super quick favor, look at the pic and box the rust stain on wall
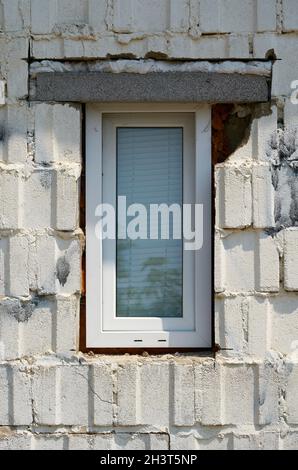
[212,104,252,164]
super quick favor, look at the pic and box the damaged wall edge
[30,70,271,103]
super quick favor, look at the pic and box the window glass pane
[116,127,183,318]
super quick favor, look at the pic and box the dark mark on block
[56,256,70,286]
[6,298,38,323]
[39,171,52,189]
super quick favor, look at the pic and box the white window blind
[116,128,183,318]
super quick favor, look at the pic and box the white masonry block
[93,434,115,450]
[60,365,89,426]
[256,0,277,32]
[0,299,21,360]
[0,365,10,424]
[92,364,114,426]
[55,169,80,231]
[0,0,30,32]
[247,297,270,358]
[11,365,32,425]
[0,170,20,229]
[220,297,246,356]
[30,0,57,34]
[0,105,28,163]
[0,433,32,450]
[35,103,81,164]
[113,0,170,34]
[32,366,60,425]
[282,433,298,450]
[228,34,250,58]
[284,230,298,291]
[55,0,89,24]
[23,170,53,229]
[33,365,90,427]
[20,299,53,357]
[196,361,223,425]
[258,362,280,425]
[55,296,79,354]
[169,0,189,32]
[148,434,169,450]
[0,364,32,426]
[87,0,108,33]
[286,364,298,424]
[7,59,28,100]
[173,363,195,426]
[223,231,256,292]
[214,231,225,293]
[199,435,231,450]
[252,165,275,228]
[68,434,112,450]
[34,435,65,451]
[8,235,29,297]
[139,363,170,426]
[199,0,256,33]
[0,81,5,105]
[271,295,298,355]
[170,434,198,450]
[221,167,252,228]
[283,0,298,32]
[0,297,53,361]
[214,297,224,346]
[233,432,279,450]
[215,167,224,228]
[0,239,7,296]
[117,363,139,425]
[256,232,280,292]
[223,365,255,425]
[31,234,81,296]
[167,34,228,59]
[92,434,114,450]
[33,234,56,294]
[67,434,94,450]
[112,0,136,33]
[114,434,148,450]
[0,36,28,61]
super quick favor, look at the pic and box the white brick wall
[0,0,298,451]
[283,0,298,32]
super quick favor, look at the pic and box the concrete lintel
[31,71,270,103]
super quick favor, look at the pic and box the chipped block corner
[0,0,298,451]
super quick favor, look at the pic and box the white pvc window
[86,104,211,349]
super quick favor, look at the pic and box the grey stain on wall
[39,171,52,189]
[56,256,70,286]
[5,298,37,323]
[267,128,298,232]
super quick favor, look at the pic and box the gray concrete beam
[31,71,270,103]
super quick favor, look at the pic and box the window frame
[86,104,212,349]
